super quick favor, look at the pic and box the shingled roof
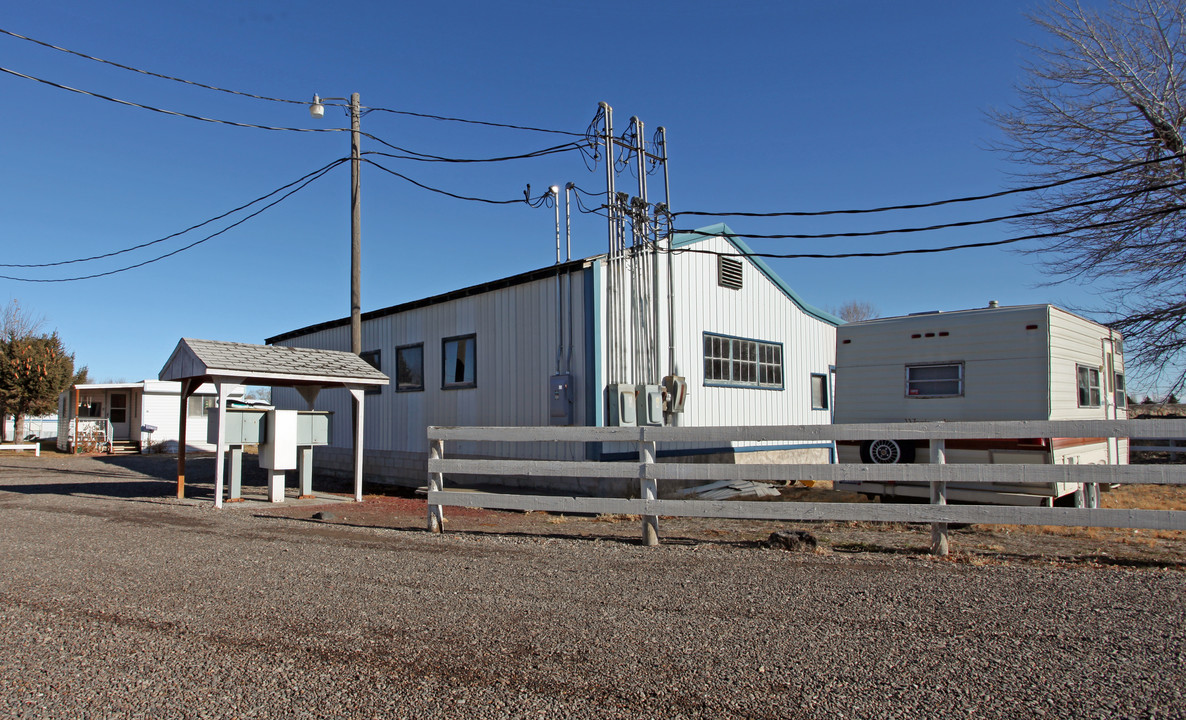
[159,338,389,387]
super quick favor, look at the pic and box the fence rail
[426,419,1186,555]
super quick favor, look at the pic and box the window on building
[396,344,424,392]
[1077,365,1101,407]
[906,363,963,397]
[442,334,476,389]
[810,374,829,410]
[109,393,127,424]
[80,400,103,418]
[703,333,783,389]
[1114,372,1127,409]
[187,396,215,416]
[359,350,382,395]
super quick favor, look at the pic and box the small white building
[56,380,243,453]
[832,303,1128,505]
[267,224,840,493]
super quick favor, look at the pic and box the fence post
[427,438,445,533]
[640,435,659,547]
[929,439,949,556]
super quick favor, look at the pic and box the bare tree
[829,301,880,323]
[993,0,1186,392]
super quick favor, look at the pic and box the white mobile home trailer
[267,224,839,494]
[833,304,1127,505]
[56,381,241,453]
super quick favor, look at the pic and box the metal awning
[159,338,389,508]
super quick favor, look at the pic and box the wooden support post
[929,439,948,556]
[176,379,192,500]
[427,438,445,533]
[349,387,365,502]
[640,438,659,547]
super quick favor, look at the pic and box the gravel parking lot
[1,452,1183,719]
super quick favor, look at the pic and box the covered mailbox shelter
[159,338,389,508]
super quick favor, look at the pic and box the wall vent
[718,256,743,289]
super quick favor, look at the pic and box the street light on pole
[310,93,363,356]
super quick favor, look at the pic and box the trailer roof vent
[718,256,743,290]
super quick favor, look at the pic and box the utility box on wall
[638,384,663,426]
[549,374,574,426]
[608,384,637,427]
[207,409,267,446]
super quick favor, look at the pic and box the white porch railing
[426,419,1186,556]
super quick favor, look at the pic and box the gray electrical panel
[549,374,574,426]
[608,384,637,427]
[638,384,663,426]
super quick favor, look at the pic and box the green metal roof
[672,223,842,326]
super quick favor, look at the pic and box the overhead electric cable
[667,205,1186,260]
[0,65,343,132]
[0,28,587,138]
[0,160,341,282]
[673,153,1186,218]
[366,107,583,137]
[0,26,304,104]
[361,139,587,163]
[672,181,1186,240]
[362,158,544,205]
[0,158,349,268]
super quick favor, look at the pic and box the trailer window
[1113,372,1126,409]
[1077,365,1101,407]
[703,333,783,389]
[906,363,963,397]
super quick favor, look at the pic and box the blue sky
[2,1,1128,387]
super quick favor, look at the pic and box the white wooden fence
[426,419,1186,555]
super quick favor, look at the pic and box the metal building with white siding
[266,224,839,492]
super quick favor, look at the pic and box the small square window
[396,344,424,392]
[811,374,829,410]
[442,334,476,389]
[187,396,215,417]
[360,350,382,395]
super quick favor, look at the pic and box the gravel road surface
[0,453,1183,719]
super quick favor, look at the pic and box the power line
[361,139,588,164]
[0,26,305,104]
[0,158,349,268]
[0,27,585,137]
[667,205,1186,260]
[0,65,345,132]
[671,181,1186,240]
[365,107,584,137]
[0,159,342,283]
[673,153,1186,218]
[362,157,546,205]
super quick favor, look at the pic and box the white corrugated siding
[274,268,589,464]
[664,235,836,442]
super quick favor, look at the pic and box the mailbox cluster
[209,408,332,502]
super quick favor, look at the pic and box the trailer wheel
[860,439,915,464]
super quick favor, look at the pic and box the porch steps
[108,441,140,455]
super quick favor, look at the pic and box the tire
[859,439,916,464]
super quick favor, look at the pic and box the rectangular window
[1114,373,1126,409]
[1077,365,1101,407]
[81,400,103,418]
[395,344,424,392]
[359,350,382,395]
[703,333,783,389]
[442,334,476,389]
[811,374,829,410]
[187,396,215,417]
[906,363,963,397]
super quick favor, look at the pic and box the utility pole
[349,92,362,356]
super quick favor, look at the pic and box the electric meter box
[207,408,267,445]
[549,374,574,426]
[663,375,688,414]
[608,384,637,427]
[638,384,663,426]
